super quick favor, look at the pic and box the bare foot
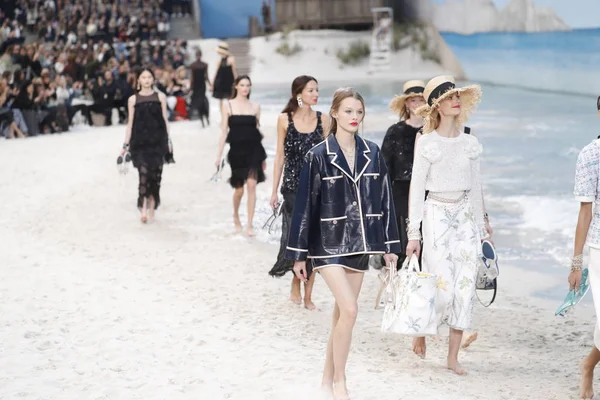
[447,359,467,375]
[304,299,317,311]
[333,380,350,400]
[580,359,595,399]
[233,214,242,233]
[245,228,256,237]
[461,332,478,349]
[412,337,426,359]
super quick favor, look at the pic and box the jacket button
[332,220,338,225]
[374,176,378,180]
[330,179,335,183]
[352,201,357,206]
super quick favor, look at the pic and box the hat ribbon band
[404,86,424,95]
[428,82,456,106]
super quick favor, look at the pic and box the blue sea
[249,28,600,301]
[440,28,600,96]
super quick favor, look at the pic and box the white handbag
[380,255,438,336]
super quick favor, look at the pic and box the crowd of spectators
[0,0,202,139]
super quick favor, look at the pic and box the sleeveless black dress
[226,103,267,188]
[129,92,173,209]
[212,57,234,100]
[269,112,323,278]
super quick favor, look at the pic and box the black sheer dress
[129,92,174,209]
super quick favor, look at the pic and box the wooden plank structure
[275,0,384,30]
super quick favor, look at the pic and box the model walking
[211,42,237,121]
[406,75,488,375]
[120,68,174,223]
[381,80,426,267]
[569,96,600,400]
[268,75,330,310]
[190,48,210,127]
[215,75,266,236]
[287,87,400,399]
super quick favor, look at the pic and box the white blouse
[408,131,486,239]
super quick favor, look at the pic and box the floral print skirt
[421,193,481,334]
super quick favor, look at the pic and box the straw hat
[388,80,425,115]
[416,75,482,133]
[216,41,230,56]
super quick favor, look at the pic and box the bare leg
[245,177,257,236]
[413,337,426,359]
[304,271,317,310]
[290,275,302,304]
[447,328,466,375]
[140,197,148,223]
[321,302,340,395]
[232,186,244,233]
[148,196,155,222]
[319,267,364,400]
[580,346,600,399]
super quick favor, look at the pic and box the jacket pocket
[365,214,385,246]
[363,173,380,179]
[320,215,347,247]
[321,175,345,204]
[362,173,382,200]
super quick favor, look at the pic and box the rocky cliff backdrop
[417,0,600,95]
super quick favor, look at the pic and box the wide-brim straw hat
[389,80,425,115]
[216,41,230,56]
[416,75,482,133]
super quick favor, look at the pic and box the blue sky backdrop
[429,0,599,28]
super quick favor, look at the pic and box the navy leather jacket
[285,134,402,261]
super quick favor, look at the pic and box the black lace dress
[381,121,422,265]
[269,112,323,277]
[212,57,234,100]
[226,105,267,188]
[129,92,174,209]
[190,60,209,125]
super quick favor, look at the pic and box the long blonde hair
[327,87,366,137]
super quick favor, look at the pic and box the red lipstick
[452,105,461,109]
[350,122,358,127]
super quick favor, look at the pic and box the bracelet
[570,254,583,272]
[484,212,489,221]
[406,226,421,241]
[122,143,129,149]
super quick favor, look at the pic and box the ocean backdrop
[247,80,599,301]
[440,28,600,96]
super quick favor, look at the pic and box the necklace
[339,142,356,172]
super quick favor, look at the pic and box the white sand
[0,113,594,400]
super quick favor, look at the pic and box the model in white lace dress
[406,76,490,375]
